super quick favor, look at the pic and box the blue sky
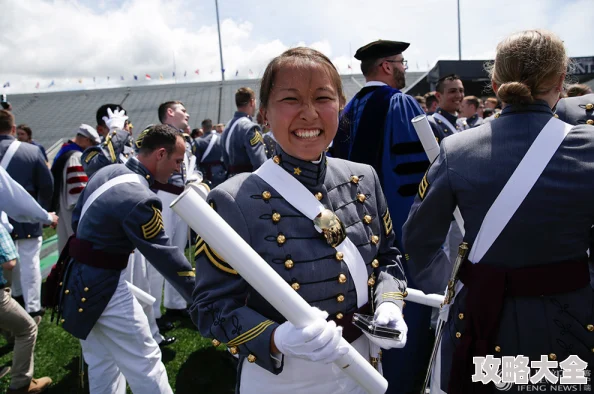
[0,0,591,93]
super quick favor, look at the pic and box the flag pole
[215,0,225,123]
[457,0,462,60]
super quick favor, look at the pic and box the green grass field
[0,229,237,393]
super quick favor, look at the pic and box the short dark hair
[360,58,378,76]
[16,124,32,139]
[483,108,494,118]
[138,124,182,155]
[463,95,480,110]
[1,102,11,111]
[436,74,461,93]
[96,104,126,128]
[201,118,213,131]
[414,96,426,106]
[158,101,184,124]
[235,87,255,108]
[0,110,15,133]
[424,91,438,109]
[566,84,592,97]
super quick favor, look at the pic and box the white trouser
[124,250,164,344]
[80,272,172,394]
[239,335,371,394]
[148,190,187,317]
[11,237,43,313]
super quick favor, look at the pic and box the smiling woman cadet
[404,30,594,393]
[191,47,409,393]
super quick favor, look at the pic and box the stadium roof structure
[4,72,426,154]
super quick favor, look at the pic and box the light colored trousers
[11,237,42,313]
[147,190,187,318]
[0,287,37,389]
[80,272,172,394]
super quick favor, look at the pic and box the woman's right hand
[271,308,349,363]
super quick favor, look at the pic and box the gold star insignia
[293,167,302,175]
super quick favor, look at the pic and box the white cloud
[0,0,590,94]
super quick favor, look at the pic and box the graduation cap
[354,40,410,61]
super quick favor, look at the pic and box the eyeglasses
[385,59,408,68]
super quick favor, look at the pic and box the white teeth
[294,129,321,139]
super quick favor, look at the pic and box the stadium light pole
[457,0,462,60]
[215,0,225,123]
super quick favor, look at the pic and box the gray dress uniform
[59,157,196,339]
[403,100,594,392]
[555,93,594,126]
[428,108,468,143]
[191,147,407,389]
[220,111,267,176]
[194,131,226,187]
[0,135,53,239]
[463,114,484,129]
[262,132,277,159]
[81,129,135,177]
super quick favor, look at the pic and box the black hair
[138,124,181,155]
[436,74,461,93]
[96,104,126,127]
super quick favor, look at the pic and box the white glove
[102,107,128,131]
[274,308,349,363]
[363,302,408,349]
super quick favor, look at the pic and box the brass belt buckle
[313,209,346,248]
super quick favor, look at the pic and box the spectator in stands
[0,165,57,394]
[220,87,266,177]
[566,83,592,97]
[51,124,99,251]
[428,74,466,141]
[215,123,225,134]
[424,91,439,114]
[459,95,484,128]
[415,95,428,112]
[16,125,48,164]
[0,110,53,319]
[191,128,203,139]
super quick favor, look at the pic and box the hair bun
[497,82,533,105]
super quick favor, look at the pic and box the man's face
[477,102,485,118]
[437,79,464,113]
[167,104,190,130]
[16,128,29,142]
[484,100,497,110]
[215,125,224,133]
[386,54,406,90]
[155,137,186,183]
[459,100,477,118]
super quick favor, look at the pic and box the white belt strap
[432,113,459,134]
[469,117,573,263]
[225,117,251,155]
[80,174,146,222]
[201,133,219,163]
[0,140,21,169]
[254,159,369,307]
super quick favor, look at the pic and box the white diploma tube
[411,114,465,235]
[171,188,388,394]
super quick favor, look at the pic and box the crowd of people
[0,28,593,394]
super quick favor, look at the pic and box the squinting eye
[281,97,298,101]
[317,96,333,101]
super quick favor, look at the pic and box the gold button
[591,348,594,353]
[64,290,70,294]
[84,287,89,292]
[262,191,272,201]
[229,346,239,355]
[586,103,594,110]
[212,339,221,347]
[59,282,63,286]
[146,174,150,179]
[368,277,376,286]
[371,259,379,268]
[455,332,462,339]
[277,234,286,245]
[553,114,559,118]
[350,175,359,184]
[403,290,408,298]
[371,235,379,244]
[549,353,557,361]
[336,294,345,303]
[291,282,300,291]
[338,274,347,284]
[315,192,323,201]
[458,313,464,320]
[273,155,281,164]
[78,308,83,313]
[587,324,594,332]
[27,234,31,238]
[81,298,86,303]
[336,313,344,320]
[284,259,294,269]
[272,212,281,223]
[495,346,501,353]
[357,193,366,203]
[587,119,594,125]
[60,319,65,323]
[363,215,372,224]
[247,354,257,363]
[335,252,344,261]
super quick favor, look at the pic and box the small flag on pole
[2,82,9,88]
[78,79,83,84]
[121,76,124,81]
[107,76,110,81]
[248,69,253,75]
[184,70,187,77]
[48,80,55,88]
[235,70,239,77]
[347,64,352,70]
[195,69,200,75]
[35,82,40,89]
[93,77,96,83]
[159,73,163,80]
[134,75,138,81]
[145,74,151,80]
[172,71,175,77]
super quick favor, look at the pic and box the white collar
[364,81,388,88]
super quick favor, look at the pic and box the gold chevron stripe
[177,271,196,277]
[141,206,163,239]
[194,236,237,275]
[418,174,429,200]
[250,131,263,146]
[227,320,275,346]
[84,150,99,163]
[382,209,393,236]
